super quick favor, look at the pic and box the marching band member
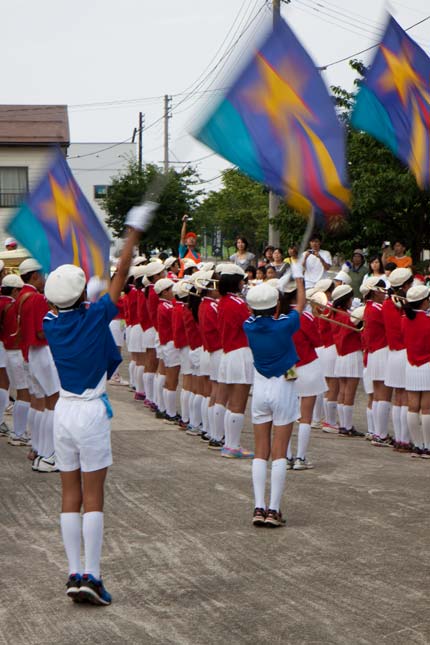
[155,278,181,423]
[359,283,375,440]
[127,267,147,400]
[172,280,193,429]
[164,256,180,282]
[141,262,166,411]
[182,285,204,436]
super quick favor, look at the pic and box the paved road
[0,366,429,645]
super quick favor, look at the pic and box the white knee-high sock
[366,407,375,434]
[391,405,401,443]
[180,389,191,423]
[223,409,232,447]
[157,374,166,412]
[286,439,293,460]
[269,458,287,512]
[407,411,422,448]
[44,410,55,457]
[337,403,345,428]
[343,405,354,431]
[61,513,82,575]
[252,458,267,509]
[135,365,145,395]
[422,415,430,450]
[27,406,35,441]
[13,400,30,438]
[164,389,177,417]
[38,410,48,458]
[296,423,311,459]
[129,360,136,388]
[201,396,210,435]
[208,405,215,438]
[372,400,380,435]
[32,409,44,453]
[226,412,244,450]
[0,388,9,423]
[377,401,391,439]
[143,372,155,403]
[83,511,104,579]
[400,406,410,444]
[313,394,324,422]
[190,394,203,428]
[213,403,226,441]
[326,401,338,426]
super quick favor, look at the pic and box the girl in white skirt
[128,268,148,400]
[315,278,339,432]
[172,281,193,430]
[108,294,128,386]
[402,285,430,458]
[155,278,181,423]
[182,288,205,436]
[331,285,364,436]
[141,262,166,412]
[362,277,392,447]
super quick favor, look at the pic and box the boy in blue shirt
[243,266,305,528]
[43,202,156,605]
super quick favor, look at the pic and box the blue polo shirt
[43,294,121,395]
[243,311,300,378]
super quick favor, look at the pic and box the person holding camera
[302,234,332,288]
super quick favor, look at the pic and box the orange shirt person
[178,214,201,277]
[383,240,412,269]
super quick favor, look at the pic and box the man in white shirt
[302,234,332,288]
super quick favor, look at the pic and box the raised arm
[180,214,188,245]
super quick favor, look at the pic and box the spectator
[284,244,298,265]
[256,265,266,281]
[362,255,389,287]
[383,240,412,269]
[302,233,332,288]
[245,265,256,282]
[349,249,368,297]
[270,248,287,277]
[178,214,201,265]
[259,245,275,266]
[266,266,278,280]
[229,236,255,271]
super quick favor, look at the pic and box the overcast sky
[3,0,430,190]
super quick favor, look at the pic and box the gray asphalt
[0,365,429,645]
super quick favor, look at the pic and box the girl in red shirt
[172,281,193,429]
[155,278,181,423]
[142,262,166,412]
[315,278,339,432]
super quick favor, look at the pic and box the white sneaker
[322,422,338,434]
[293,458,314,471]
[311,420,323,429]
[0,421,10,436]
[8,433,29,446]
[36,454,59,473]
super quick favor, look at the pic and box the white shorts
[143,327,157,350]
[189,347,202,376]
[6,350,29,390]
[28,346,60,398]
[155,332,162,360]
[209,349,222,381]
[218,347,254,385]
[405,361,430,392]
[362,367,373,395]
[128,324,146,353]
[179,346,192,375]
[199,349,211,377]
[125,325,131,347]
[367,346,389,382]
[317,344,338,378]
[161,340,180,368]
[384,348,406,389]
[252,369,299,425]
[0,341,6,369]
[109,319,125,348]
[54,397,112,472]
[295,359,327,397]
[334,350,363,378]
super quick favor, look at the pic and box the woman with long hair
[362,255,388,287]
[229,236,255,271]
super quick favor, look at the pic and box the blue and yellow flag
[7,150,110,279]
[351,15,430,188]
[193,17,350,216]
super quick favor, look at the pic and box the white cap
[332,284,353,302]
[132,255,147,266]
[364,276,385,291]
[341,263,350,273]
[190,269,214,288]
[309,291,327,307]
[183,258,198,271]
[44,264,86,308]
[172,280,191,298]
[282,280,298,294]
[350,305,365,323]
[133,265,148,279]
[334,270,352,285]
[360,282,370,297]
[389,267,413,288]
[0,260,4,272]
[164,256,178,270]
[199,261,215,271]
[217,263,245,277]
[4,237,17,248]
[154,278,174,295]
[246,284,279,310]
[19,258,42,275]
[406,285,430,303]
[315,278,333,292]
[306,287,318,299]
[2,274,24,289]
[142,262,165,278]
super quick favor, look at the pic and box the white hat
[199,261,215,271]
[266,278,280,288]
[190,269,214,288]
[2,274,24,289]
[315,278,333,292]
[44,264,86,308]
[309,291,327,307]
[389,268,413,288]
[332,284,353,302]
[246,284,279,310]
[183,258,198,271]
[350,305,365,323]
[172,280,191,298]
[4,237,17,248]
[142,262,165,278]
[334,270,352,285]
[364,276,385,291]
[154,278,174,295]
[133,265,148,279]
[19,258,42,276]
[406,285,430,303]
[282,280,298,294]
[360,282,370,297]
[132,255,147,266]
[306,287,318,299]
[149,257,163,264]
[217,263,245,277]
[164,256,178,270]
[0,260,4,272]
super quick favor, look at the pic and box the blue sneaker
[220,447,254,459]
[79,574,112,606]
[66,573,82,602]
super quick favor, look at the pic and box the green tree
[102,162,202,252]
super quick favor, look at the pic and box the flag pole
[268,0,282,248]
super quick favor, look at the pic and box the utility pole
[163,95,172,173]
[268,0,283,247]
[138,112,144,171]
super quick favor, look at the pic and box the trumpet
[193,276,219,290]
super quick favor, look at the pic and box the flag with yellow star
[6,150,110,279]
[193,17,350,217]
[351,15,430,189]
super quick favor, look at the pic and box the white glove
[87,276,108,302]
[125,201,158,232]
[291,262,304,279]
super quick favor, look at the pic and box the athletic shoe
[411,446,424,458]
[155,409,166,419]
[7,433,29,446]
[396,442,412,453]
[143,399,153,408]
[66,573,82,602]
[109,375,129,386]
[322,422,338,434]
[293,457,314,471]
[220,447,254,459]
[79,574,112,606]
[0,422,10,437]
[31,456,41,471]
[371,436,392,448]
[186,426,201,436]
[164,413,180,424]
[252,507,266,527]
[265,509,286,527]
[134,392,146,401]
[349,427,365,437]
[286,457,295,470]
[365,432,375,441]
[338,427,350,436]
[200,432,210,442]
[420,449,430,459]
[36,455,59,473]
[177,419,188,430]
[311,420,323,430]
[208,439,223,450]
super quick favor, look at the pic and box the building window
[0,167,28,207]
[94,185,108,199]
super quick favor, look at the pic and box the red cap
[186,232,197,240]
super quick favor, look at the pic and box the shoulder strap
[10,292,36,339]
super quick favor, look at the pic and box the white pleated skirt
[218,347,254,385]
[367,346,388,382]
[199,349,211,377]
[334,350,363,378]
[295,358,327,397]
[317,344,338,378]
[362,367,373,395]
[384,348,406,389]
[209,349,222,382]
[405,361,430,391]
